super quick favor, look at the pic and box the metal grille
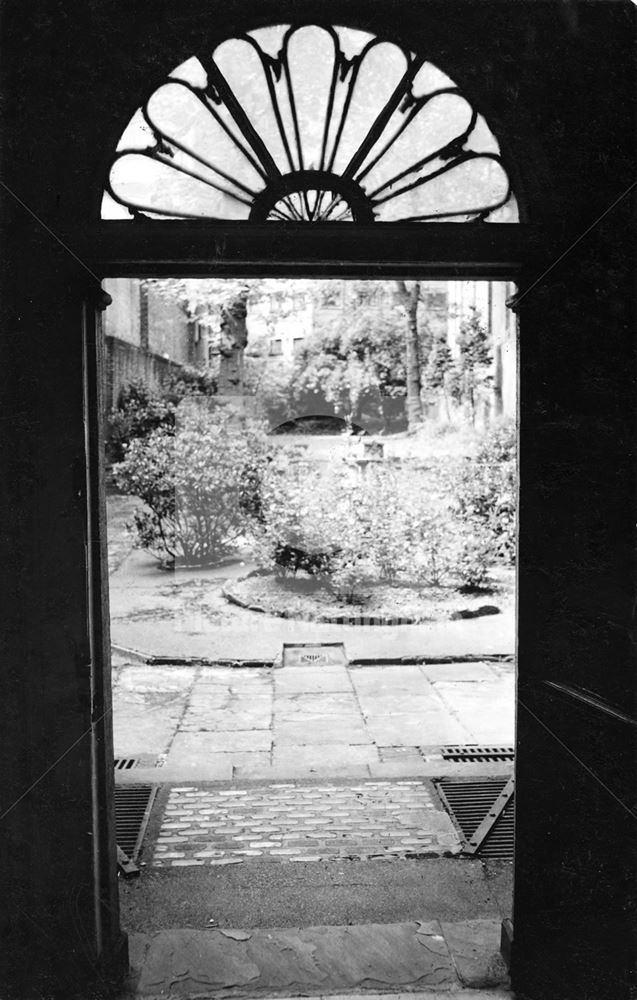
[114,784,157,861]
[436,777,515,859]
[282,643,347,667]
[441,745,515,763]
[114,753,161,770]
[114,757,139,770]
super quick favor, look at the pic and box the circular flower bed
[224,570,514,625]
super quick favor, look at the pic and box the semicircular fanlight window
[102,24,518,223]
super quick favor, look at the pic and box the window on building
[292,337,305,355]
[423,290,448,312]
[319,285,343,309]
[270,338,283,356]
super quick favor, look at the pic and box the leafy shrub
[254,452,497,593]
[108,379,175,462]
[162,365,217,403]
[253,456,355,577]
[108,368,217,462]
[114,404,269,567]
[453,420,517,565]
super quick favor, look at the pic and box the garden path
[108,495,515,783]
[112,657,514,782]
[108,547,514,665]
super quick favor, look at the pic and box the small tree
[424,331,455,421]
[394,280,424,430]
[455,307,492,425]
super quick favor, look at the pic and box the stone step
[127,920,510,997]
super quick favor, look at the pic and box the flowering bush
[254,451,498,594]
[114,404,269,566]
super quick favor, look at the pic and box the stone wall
[102,278,208,430]
[103,335,182,418]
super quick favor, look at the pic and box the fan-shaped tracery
[102,24,518,223]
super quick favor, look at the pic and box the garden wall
[103,335,182,428]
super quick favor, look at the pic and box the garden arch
[1,3,635,999]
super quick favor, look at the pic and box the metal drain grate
[114,784,157,861]
[435,777,514,859]
[114,757,139,770]
[441,745,515,763]
[282,643,347,667]
[114,753,161,770]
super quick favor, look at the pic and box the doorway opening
[102,274,517,995]
[94,14,523,996]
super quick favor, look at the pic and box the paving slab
[274,717,372,746]
[181,701,273,732]
[364,713,471,747]
[271,744,380,773]
[275,692,360,716]
[433,681,515,744]
[275,665,352,694]
[168,730,272,759]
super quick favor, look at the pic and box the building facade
[102,278,211,420]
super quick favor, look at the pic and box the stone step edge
[111,643,514,668]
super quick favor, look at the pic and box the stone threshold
[124,920,510,998]
[115,763,514,785]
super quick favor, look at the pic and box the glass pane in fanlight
[284,26,337,171]
[109,154,251,219]
[147,83,264,193]
[103,22,518,223]
[359,92,474,194]
[411,61,457,96]
[101,190,131,219]
[465,112,501,156]
[334,25,375,61]
[247,24,288,59]
[214,37,291,173]
[487,194,519,222]
[116,108,155,152]
[169,56,209,89]
[375,156,509,221]
[268,191,306,222]
[331,42,409,174]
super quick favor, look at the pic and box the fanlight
[103,24,518,223]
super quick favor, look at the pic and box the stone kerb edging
[223,577,501,627]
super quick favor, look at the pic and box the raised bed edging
[222,579,501,627]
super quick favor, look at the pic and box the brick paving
[150,780,461,867]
